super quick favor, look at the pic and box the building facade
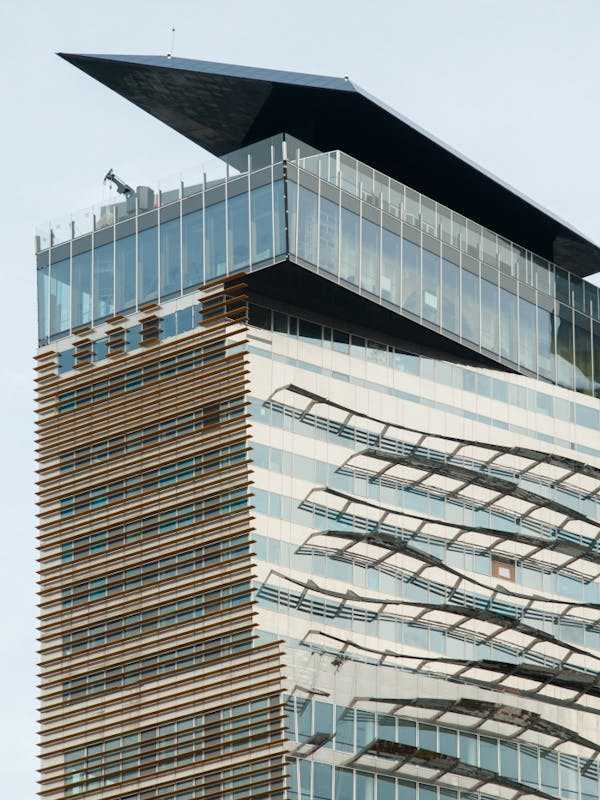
[36,55,600,800]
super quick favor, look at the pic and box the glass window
[442,257,459,335]
[439,728,457,757]
[461,269,479,344]
[519,296,537,372]
[422,249,440,326]
[298,186,318,264]
[480,737,498,771]
[500,742,518,780]
[382,229,402,305]
[93,242,114,321]
[251,184,273,263]
[356,710,375,748]
[378,776,395,800]
[319,195,339,275]
[314,763,332,800]
[361,217,380,295]
[336,706,354,752]
[399,779,417,800]
[402,238,420,316]
[274,179,286,256]
[182,210,203,290]
[357,772,375,800]
[315,701,333,737]
[537,305,555,381]
[160,217,181,299]
[115,235,135,313]
[556,303,574,390]
[500,287,518,363]
[593,321,600,399]
[398,720,416,746]
[205,200,226,280]
[138,225,158,304]
[541,754,558,795]
[574,312,593,394]
[71,251,92,330]
[560,757,579,800]
[228,190,249,271]
[37,264,49,341]
[520,745,539,787]
[481,278,499,353]
[335,769,353,800]
[459,733,477,765]
[340,207,359,285]
[50,257,70,337]
[297,698,312,742]
[418,724,437,750]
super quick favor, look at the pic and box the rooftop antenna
[104,169,134,197]
[167,26,175,59]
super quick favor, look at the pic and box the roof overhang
[58,52,600,277]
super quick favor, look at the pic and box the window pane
[335,706,354,752]
[442,257,459,335]
[37,264,49,341]
[422,248,440,325]
[138,226,158,304]
[480,737,498,771]
[459,732,477,765]
[71,252,92,329]
[182,210,203,290]
[340,207,359,285]
[382,229,402,305]
[205,200,226,280]
[500,287,518,362]
[361,217,380,295]
[93,242,114,321]
[357,772,375,800]
[481,278,499,353]
[115,235,135,313]
[574,312,593,394]
[378,776,395,800]
[319,195,339,275]
[251,183,273,263]
[537,305,555,380]
[439,728,457,757]
[160,217,181,299]
[461,269,479,344]
[298,186,318,264]
[314,763,332,800]
[228,190,249,270]
[521,745,539,786]
[274,179,286,256]
[356,710,375,748]
[556,303,574,389]
[50,258,70,337]
[335,769,353,800]
[402,238,420,315]
[519,296,537,372]
[315,701,333,737]
[500,742,518,779]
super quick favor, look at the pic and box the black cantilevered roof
[58,52,599,277]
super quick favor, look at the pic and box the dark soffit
[57,52,600,278]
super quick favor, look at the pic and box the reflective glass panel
[205,200,226,280]
[481,278,499,353]
[298,186,318,264]
[402,238,420,315]
[500,287,518,362]
[340,207,359,285]
[557,304,574,389]
[182,210,203,290]
[519,296,537,372]
[251,183,273,263]
[50,257,70,337]
[93,242,114,321]
[37,265,49,341]
[537,304,555,380]
[160,217,181,299]
[314,763,332,800]
[228,190,249,270]
[422,248,440,325]
[574,312,593,394]
[442,257,459,335]
[115,235,135,313]
[71,251,92,329]
[461,269,479,344]
[382,229,402,305]
[319,195,339,275]
[138,225,158,304]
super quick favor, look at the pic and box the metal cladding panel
[58,52,600,276]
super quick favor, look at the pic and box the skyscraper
[36,54,600,800]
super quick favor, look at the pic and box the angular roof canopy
[58,52,599,277]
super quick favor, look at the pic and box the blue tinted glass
[50,258,70,337]
[519,296,537,372]
[160,217,181,299]
[274,179,286,256]
[481,278,499,352]
[176,306,193,334]
[71,251,92,329]
[361,217,380,295]
[500,287,518,362]
[138,226,158,304]
[557,304,574,389]
[537,305,555,380]
[500,742,518,779]
[93,242,114,321]
[340,207,359,285]
[37,264,49,342]
[459,733,477,765]
[442,258,459,334]
[335,769,353,800]
[205,200,226,280]
[336,706,354,752]
[378,776,395,800]
[574,312,593,395]
[422,248,440,325]
[228,190,249,270]
[382,229,402,305]
[480,737,498,770]
[319,195,339,274]
[461,270,479,344]
[115,235,135,313]
[357,772,375,800]
[314,763,332,800]
[298,186,318,264]
[252,183,274,263]
[182,210,203,290]
[402,238,420,315]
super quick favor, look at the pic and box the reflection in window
[205,200,226,280]
[115,235,135,313]
[274,180,286,256]
[382,229,401,305]
[314,763,332,800]
[251,184,273,263]
[402,238,420,316]
[71,252,92,329]
[481,278,498,353]
[594,322,600,399]
[361,218,380,295]
[422,249,440,326]
[500,287,518,363]
[228,191,249,271]
[537,305,555,381]
[50,258,70,337]
[574,313,593,394]
[340,207,359,285]
[556,304,574,389]
[319,196,339,275]
[37,265,49,341]
[138,226,158,304]
[182,210,203,290]
[461,270,479,344]
[519,297,537,373]
[441,258,459,335]
[298,186,318,265]
[93,242,114,321]
[160,217,181,299]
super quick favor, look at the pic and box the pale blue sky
[1,1,600,796]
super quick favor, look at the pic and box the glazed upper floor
[36,134,600,399]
